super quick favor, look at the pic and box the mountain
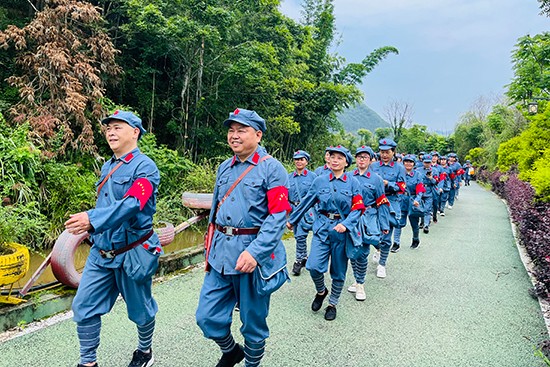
[337,103,390,134]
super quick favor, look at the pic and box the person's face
[440,158,447,166]
[329,152,347,172]
[449,157,456,164]
[423,161,431,169]
[227,122,262,159]
[324,151,331,164]
[403,160,415,171]
[355,153,371,170]
[105,120,140,157]
[379,149,394,163]
[294,157,308,171]
[431,155,438,164]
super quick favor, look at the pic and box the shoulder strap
[97,161,124,195]
[216,155,271,214]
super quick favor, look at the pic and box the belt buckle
[100,250,115,259]
[328,213,336,220]
[225,226,235,236]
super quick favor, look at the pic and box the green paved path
[0,183,548,366]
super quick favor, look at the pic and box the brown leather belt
[100,229,154,259]
[320,212,341,219]
[216,225,260,236]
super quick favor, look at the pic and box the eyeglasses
[356,155,371,160]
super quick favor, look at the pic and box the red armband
[450,173,456,179]
[457,168,465,175]
[351,194,366,213]
[440,172,447,181]
[415,183,426,195]
[124,178,153,210]
[397,181,406,194]
[267,185,292,214]
[376,194,390,207]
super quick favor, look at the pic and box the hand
[235,250,258,273]
[286,222,294,231]
[64,212,92,235]
[333,223,347,233]
[382,230,389,234]
[383,179,388,186]
[413,200,420,207]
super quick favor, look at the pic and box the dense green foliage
[497,104,550,200]
[452,28,550,201]
[0,0,396,162]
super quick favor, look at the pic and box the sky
[279,0,549,133]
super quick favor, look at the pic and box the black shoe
[311,289,328,312]
[423,227,429,234]
[411,239,420,249]
[433,218,438,223]
[292,260,302,275]
[77,364,98,367]
[390,243,400,253]
[324,305,337,321]
[128,349,153,367]
[420,221,424,227]
[215,344,245,367]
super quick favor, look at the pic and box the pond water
[1,228,205,293]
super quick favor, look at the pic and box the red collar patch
[121,152,134,163]
[251,152,260,165]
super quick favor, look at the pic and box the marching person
[447,153,464,206]
[437,155,451,216]
[463,160,473,185]
[288,150,317,275]
[314,147,332,176]
[370,138,406,278]
[402,154,426,248]
[66,110,161,367]
[418,154,437,234]
[195,108,291,367]
[429,152,442,224]
[347,146,390,301]
[288,145,365,320]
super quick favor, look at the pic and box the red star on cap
[114,110,119,115]
[383,140,387,144]
[234,108,240,115]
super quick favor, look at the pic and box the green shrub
[0,202,48,251]
[40,163,97,243]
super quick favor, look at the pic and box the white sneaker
[440,212,445,217]
[347,283,357,293]
[448,205,453,209]
[355,283,366,301]
[372,249,380,264]
[376,265,386,278]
